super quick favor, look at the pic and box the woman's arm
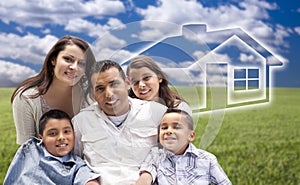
[12,93,40,144]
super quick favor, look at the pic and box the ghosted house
[121,24,283,112]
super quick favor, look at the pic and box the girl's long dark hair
[126,55,187,108]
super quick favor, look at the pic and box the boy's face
[91,67,130,116]
[40,118,75,157]
[159,112,195,155]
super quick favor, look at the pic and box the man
[72,60,167,185]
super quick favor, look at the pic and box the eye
[111,80,120,87]
[63,56,74,63]
[160,125,168,130]
[174,125,182,129]
[64,129,73,134]
[131,79,138,86]
[95,86,104,92]
[47,130,57,137]
[143,75,152,81]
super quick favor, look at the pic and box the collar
[37,140,76,164]
[163,143,198,159]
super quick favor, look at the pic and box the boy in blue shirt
[133,108,232,185]
[4,109,100,185]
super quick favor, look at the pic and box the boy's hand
[131,171,152,185]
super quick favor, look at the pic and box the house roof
[182,24,283,66]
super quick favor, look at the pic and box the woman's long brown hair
[11,36,96,104]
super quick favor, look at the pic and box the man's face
[91,67,130,116]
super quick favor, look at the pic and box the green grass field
[1,87,299,184]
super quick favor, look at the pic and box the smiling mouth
[106,99,118,106]
[139,89,151,95]
[56,143,68,147]
[65,72,78,79]
[164,137,176,141]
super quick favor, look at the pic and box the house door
[205,63,228,110]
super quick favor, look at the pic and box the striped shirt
[139,143,232,185]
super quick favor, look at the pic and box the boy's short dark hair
[164,108,194,130]
[39,109,72,135]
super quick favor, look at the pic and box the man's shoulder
[130,97,167,110]
[75,102,99,116]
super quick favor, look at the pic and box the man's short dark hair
[91,60,126,80]
[39,109,72,135]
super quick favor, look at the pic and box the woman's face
[128,67,162,101]
[52,44,86,86]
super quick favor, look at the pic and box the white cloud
[135,0,290,55]
[136,0,205,24]
[239,53,255,63]
[164,68,201,85]
[42,28,51,34]
[138,21,182,41]
[0,60,36,87]
[0,33,58,64]
[91,32,129,61]
[294,27,300,36]
[0,0,125,27]
[65,18,126,38]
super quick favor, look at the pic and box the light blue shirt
[4,137,100,185]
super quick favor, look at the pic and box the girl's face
[52,44,86,86]
[128,67,162,101]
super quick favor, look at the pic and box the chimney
[182,24,207,36]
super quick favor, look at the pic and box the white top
[12,88,46,144]
[12,86,89,145]
[72,97,167,185]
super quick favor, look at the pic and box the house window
[234,68,259,91]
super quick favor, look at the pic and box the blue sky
[0,0,299,87]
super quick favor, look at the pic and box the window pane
[248,80,259,89]
[248,69,259,78]
[234,69,246,79]
[234,80,246,90]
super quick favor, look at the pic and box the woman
[11,35,96,144]
[126,55,191,115]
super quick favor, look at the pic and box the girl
[126,55,191,115]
